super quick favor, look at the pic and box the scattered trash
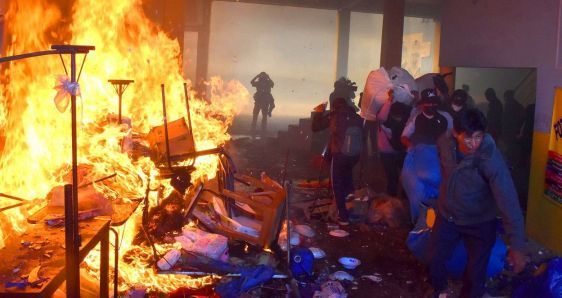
[175,225,229,262]
[339,257,361,270]
[362,274,382,283]
[295,224,315,238]
[256,252,278,267]
[290,233,301,246]
[290,247,314,279]
[326,223,340,231]
[313,280,347,298]
[125,284,147,298]
[309,247,326,259]
[513,257,562,298]
[27,266,41,284]
[367,194,409,228]
[329,229,349,237]
[157,249,181,270]
[215,265,275,298]
[330,271,355,281]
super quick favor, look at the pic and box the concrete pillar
[195,0,211,84]
[380,0,405,69]
[335,9,350,79]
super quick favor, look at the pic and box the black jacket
[312,105,363,155]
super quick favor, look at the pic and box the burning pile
[0,0,249,293]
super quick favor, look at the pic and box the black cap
[451,89,468,105]
[419,88,440,105]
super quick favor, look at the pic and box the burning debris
[0,0,253,295]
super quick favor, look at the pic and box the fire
[0,0,249,293]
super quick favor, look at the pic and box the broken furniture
[147,117,195,166]
[0,45,95,297]
[0,217,110,297]
[197,173,287,249]
[108,79,134,124]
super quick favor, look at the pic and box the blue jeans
[428,215,497,298]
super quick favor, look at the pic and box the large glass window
[348,12,383,94]
[208,1,336,121]
[402,17,440,78]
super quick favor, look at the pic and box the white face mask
[452,103,463,112]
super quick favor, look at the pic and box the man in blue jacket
[427,108,526,298]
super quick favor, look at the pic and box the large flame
[0,0,249,292]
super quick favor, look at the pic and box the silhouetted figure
[485,88,503,143]
[250,72,275,132]
[444,89,469,121]
[461,84,476,108]
[502,90,525,164]
[518,103,535,167]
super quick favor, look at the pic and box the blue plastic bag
[402,144,441,222]
[513,258,562,298]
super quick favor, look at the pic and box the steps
[276,113,328,153]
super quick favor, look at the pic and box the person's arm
[250,74,261,86]
[482,153,527,272]
[401,113,417,148]
[311,103,330,132]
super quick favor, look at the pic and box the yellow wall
[526,131,562,254]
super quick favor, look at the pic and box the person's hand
[313,102,327,113]
[507,249,527,273]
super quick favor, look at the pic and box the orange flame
[0,0,249,292]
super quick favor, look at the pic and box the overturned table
[0,217,110,297]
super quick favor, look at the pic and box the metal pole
[118,84,123,124]
[160,84,172,169]
[65,50,80,297]
[0,50,58,63]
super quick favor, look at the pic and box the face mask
[452,103,463,112]
[423,105,437,116]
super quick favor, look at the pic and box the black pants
[363,120,377,156]
[251,103,268,131]
[380,151,406,196]
[331,153,359,220]
[428,215,496,298]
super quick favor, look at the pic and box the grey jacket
[437,133,525,251]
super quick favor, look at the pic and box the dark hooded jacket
[437,133,525,250]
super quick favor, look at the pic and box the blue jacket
[437,133,525,251]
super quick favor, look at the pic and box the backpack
[341,124,363,156]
